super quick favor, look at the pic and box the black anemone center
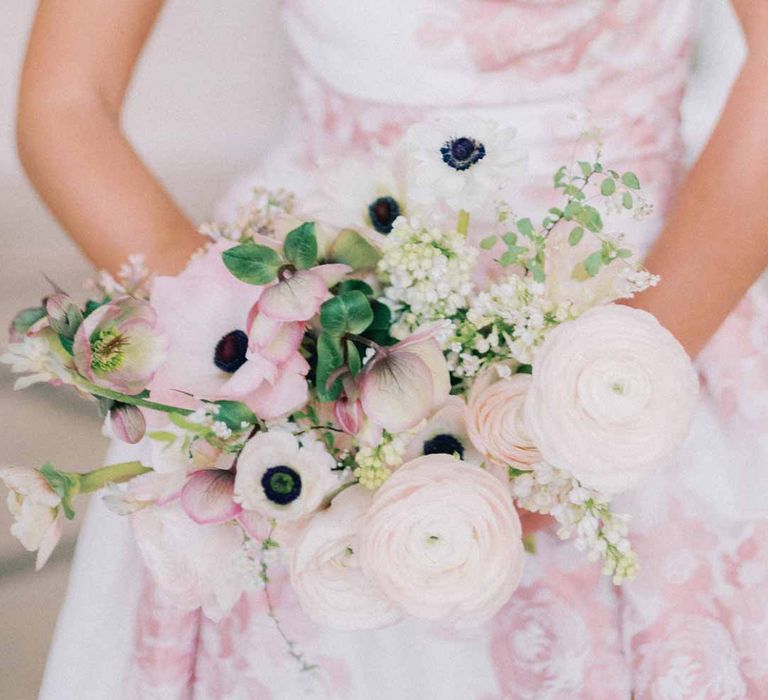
[423,433,465,459]
[214,330,249,373]
[368,196,401,234]
[261,465,302,505]
[440,137,486,171]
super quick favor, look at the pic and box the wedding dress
[40,2,768,698]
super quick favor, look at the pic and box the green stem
[75,379,193,416]
[76,460,152,494]
[456,209,470,237]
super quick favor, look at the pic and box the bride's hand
[17,0,205,276]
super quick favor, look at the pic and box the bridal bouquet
[1,118,698,637]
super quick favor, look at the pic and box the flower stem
[76,460,152,494]
[456,209,470,237]
[75,379,193,416]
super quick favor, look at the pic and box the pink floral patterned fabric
[123,1,768,698]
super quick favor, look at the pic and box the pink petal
[402,339,451,410]
[334,396,363,435]
[248,313,305,364]
[220,354,274,398]
[245,355,309,420]
[310,263,352,287]
[360,351,434,432]
[259,272,329,322]
[237,510,270,540]
[35,517,63,571]
[181,470,241,525]
[110,404,147,444]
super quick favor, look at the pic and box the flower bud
[45,293,83,338]
[109,403,146,444]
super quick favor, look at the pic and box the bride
[17,1,768,698]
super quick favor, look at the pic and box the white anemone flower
[404,117,527,213]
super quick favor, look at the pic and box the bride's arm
[627,0,768,357]
[16,0,204,275]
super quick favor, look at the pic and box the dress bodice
[282,0,694,189]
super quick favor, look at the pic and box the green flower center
[90,326,127,373]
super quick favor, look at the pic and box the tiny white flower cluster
[454,275,573,370]
[510,463,637,584]
[85,254,153,300]
[353,432,407,489]
[186,405,234,441]
[377,217,477,338]
[615,265,660,300]
[200,188,296,242]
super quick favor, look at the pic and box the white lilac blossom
[199,188,297,243]
[509,463,638,584]
[377,217,477,337]
[0,329,74,390]
[405,117,527,213]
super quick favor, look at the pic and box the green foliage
[346,340,362,376]
[12,307,45,336]
[320,291,373,336]
[621,172,641,189]
[208,400,258,431]
[315,332,344,401]
[479,235,498,250]
[222,243,282,285]
[328,229,381,270]
[336,279,374,297]
[568,226,585,246]
[600,178,616,196]
[39,463,79,520]
[283,222,318,270]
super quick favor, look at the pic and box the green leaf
[59,335,74,355]
[479,235,498,250]
[11,307,45,336]
[578,161,592,178]
[508,466,532,479]
[222,243,282,285]
[515,364,533,375]
[39,463,78,520]
[502,232,518,246]
[516,218,535,237]
[337,279,374,297]
[315,332,344,401]
[283,222,318,270]
[600,178,616,196]
[147,430,178,443]
[616,248,633,259]
[621,172,641,189]
[328,229,381,270]
[568,226,585,246]
[548,207,563,217]
[576,205,603,233]
[209,400,258,431]
[584,251,603,277]
[83,298,110,318]
[320,291,373,336]
[528,262,545,283]
[367,301,392,331]
[346,340,362,376]
[622,192,634,209]
[563,201,582,220]
[593,162,603,173]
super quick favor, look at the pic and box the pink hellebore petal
[73,297,166,394]
[246,307,305,364]
[334,395,364,435]
[258,263,352,323]
[359,328,451,433]
[181,470,241,525]
[109,404,147,444]
[245,354,310,420]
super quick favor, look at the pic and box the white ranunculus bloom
[233,430,340,521]
[524,304,699,495]
[404,117,527,213]
[290,485,403,630]
[0,466,63,570]
[357,454,525,627]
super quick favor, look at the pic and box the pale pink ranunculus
[290,485,403,630]
[466,368,541,469]
[148,243,309,420]
[359,325,451,433]
[0,466,63,570]
[233,430,341,522]
[72,297,167,394]
[524,304,699,495]
[132,500,244,621]
[357,454,525,627]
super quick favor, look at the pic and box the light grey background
[0,1,745,698]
